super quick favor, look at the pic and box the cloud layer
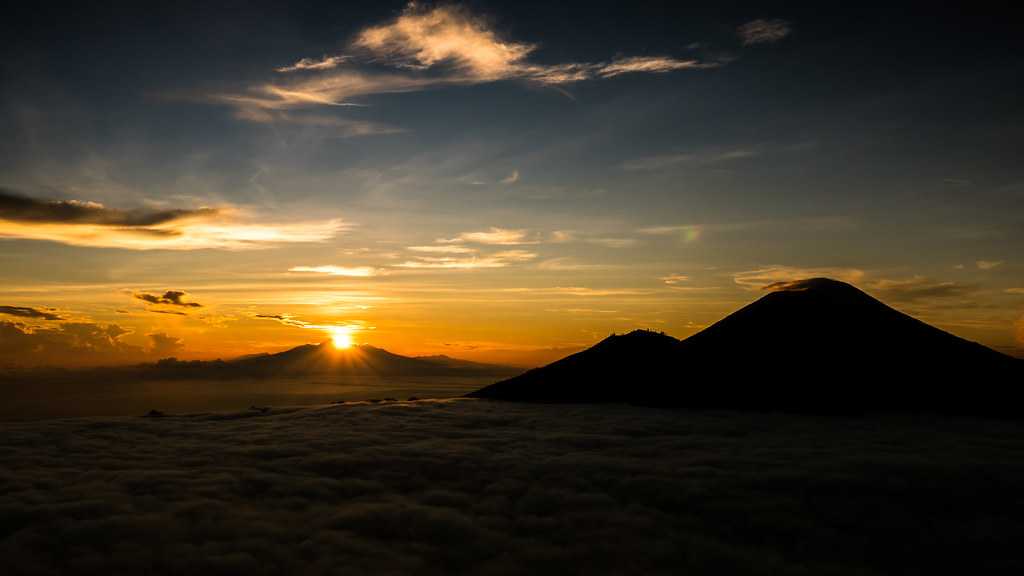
[1,401,1021,574]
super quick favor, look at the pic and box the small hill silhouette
[469,278,1022,415]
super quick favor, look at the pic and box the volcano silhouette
[469,278,1022,415]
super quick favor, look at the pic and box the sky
[1,0,1022,366]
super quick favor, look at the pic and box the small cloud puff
[134,291,203,308]
[737,19,792,46]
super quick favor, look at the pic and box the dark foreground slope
[470,278,1022,414]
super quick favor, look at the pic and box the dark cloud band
[0,305,62,321]
[134,291,202,308]
[0,189,217,227]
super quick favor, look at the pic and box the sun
[329,327,354,349]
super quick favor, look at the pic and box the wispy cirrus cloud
[227,109,403,137]
[396,249,536,270]
[439,227,537,245]
[733,266,866,289]
[289,265,379,277]
[737,19,792,46]
[406,245,477,254]
[275,55,350,73]
[622,148,759,171]
[638,225,703,243]
[586,237,638,249]
[0,189,346,250]
[148,309,188,316]
[597,56,717,77]
[253,313,367,340]
[218,4,721,123]
[660,274,690,285]
[501,286,652,297]
[537,257,616,271]
[976,260,1003,270]
[867,277,977,302]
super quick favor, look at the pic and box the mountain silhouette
[469,278,1022,415]
[110,342,519,381]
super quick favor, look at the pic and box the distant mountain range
[138,343,521,380]
[469,278,1022,415]
[2,343,520,383]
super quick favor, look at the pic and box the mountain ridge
[0,342,520,383]
[469,278,1022,415]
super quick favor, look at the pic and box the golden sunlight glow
[329,326,355,349]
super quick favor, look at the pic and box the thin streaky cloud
[660,274,690,285]
[733,266,865,289]
[0,305,63,321]
[501,170,520,184]
[407,245,477,254]
[977,260,1003,270]
[289,265,379,277]
[537,257,616,271]
[622,148,759,171]
[275,55,350,73]
[586,238,638,249]
[229,109,402,137]
[501,287,652,297]
[396,249,536,270]
[867,276,977,302]
[597,56,718,78]
[638,225,702,243]
[439,227,536,245]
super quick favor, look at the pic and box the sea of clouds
[2,400,1023,575]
